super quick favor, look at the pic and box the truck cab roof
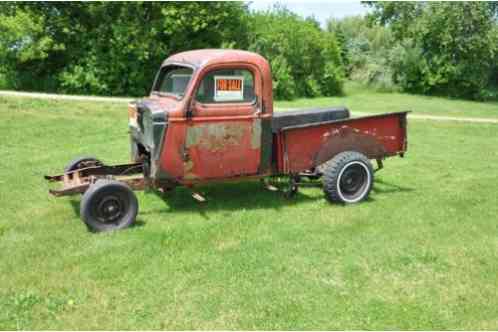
[162,49,270,70]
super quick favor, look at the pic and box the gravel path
[2,90,498,124]
[0,90,134,103]
[352,112,498,124]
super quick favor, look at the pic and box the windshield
[153,65,193,98]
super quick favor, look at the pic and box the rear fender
[314,126,386,167]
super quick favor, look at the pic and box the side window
[196,69,255,103]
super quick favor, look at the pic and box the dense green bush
[387,39,428,94]
[328,3,498,100]
[267,55,297,100]
[0,2,344,100]
[2,2,496,101]
[327,16,397,92]
[368,2,498,100]
[0,2,250,96]
[248,6,344,99]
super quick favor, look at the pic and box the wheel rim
[337,161,370,203]
[96,195,124,224]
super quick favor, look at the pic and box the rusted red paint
[152,50,272,183]
[152,50,408,184]
[183,119,260,179]
[279,112,408,173]
[47,49,409,197]
[164,49,273,115]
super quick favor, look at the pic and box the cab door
[183,66,262,180]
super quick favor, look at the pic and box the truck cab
[128,49,352,186]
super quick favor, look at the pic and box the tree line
[331,2,498,101]
[0,2,497,101]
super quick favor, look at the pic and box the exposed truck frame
[45,49,409,232]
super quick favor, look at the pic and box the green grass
[276,82,498,119]
[1,92,498,330]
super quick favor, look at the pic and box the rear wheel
[80,180,138,232]
[322,151,373,204]
[65,156,103,172]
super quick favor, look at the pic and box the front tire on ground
[322,151,374,204]
[80,180,138,232]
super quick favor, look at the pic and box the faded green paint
[251,119,261,149]
[185,126,204,148]
[185,122,248,151]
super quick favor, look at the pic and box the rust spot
[314,126,387,166]
[183,160,199,180]
[186,123,246,151]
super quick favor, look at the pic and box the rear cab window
[196,69,255,103]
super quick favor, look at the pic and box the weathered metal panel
[279,112,409,173]
[144,50,407,183]
[158,121,188,179]
[258,116,273,174]
[153,50,271,184]
[183,118,261,180]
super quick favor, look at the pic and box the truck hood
[136,97,178,122]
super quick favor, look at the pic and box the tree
[0,2,249,95]
[248,5,344,99]
[0,2,347,100]
[327,15,395,90]
[367,2,498,99]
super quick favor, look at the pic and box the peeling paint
[183,120,262,179]
[183,160,199,180]
[251,119,261,149]
[314,126,387,166]
[186,123,246,151]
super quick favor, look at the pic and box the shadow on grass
[143,180,321,219]
[130,219,147,228]
[372,178,415,195]
[69,199,80,218]
[151,177,413,216]
[67,177,413,222]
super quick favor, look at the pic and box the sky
[248,1,370,27]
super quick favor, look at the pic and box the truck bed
[273,111,409,174]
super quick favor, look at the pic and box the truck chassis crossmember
[45,163,146,197]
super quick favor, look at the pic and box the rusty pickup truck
[46,49,408,232]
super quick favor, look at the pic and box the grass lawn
[1,92,498,329]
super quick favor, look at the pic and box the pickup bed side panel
[277,112,408,174]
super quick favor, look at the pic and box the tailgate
[276,111,409,173]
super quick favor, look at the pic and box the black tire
[80,180,138,232]
[65,156,103,172]
[284,178,299,199]
[322,151,374,204]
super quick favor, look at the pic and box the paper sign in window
[214,76,244,102]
